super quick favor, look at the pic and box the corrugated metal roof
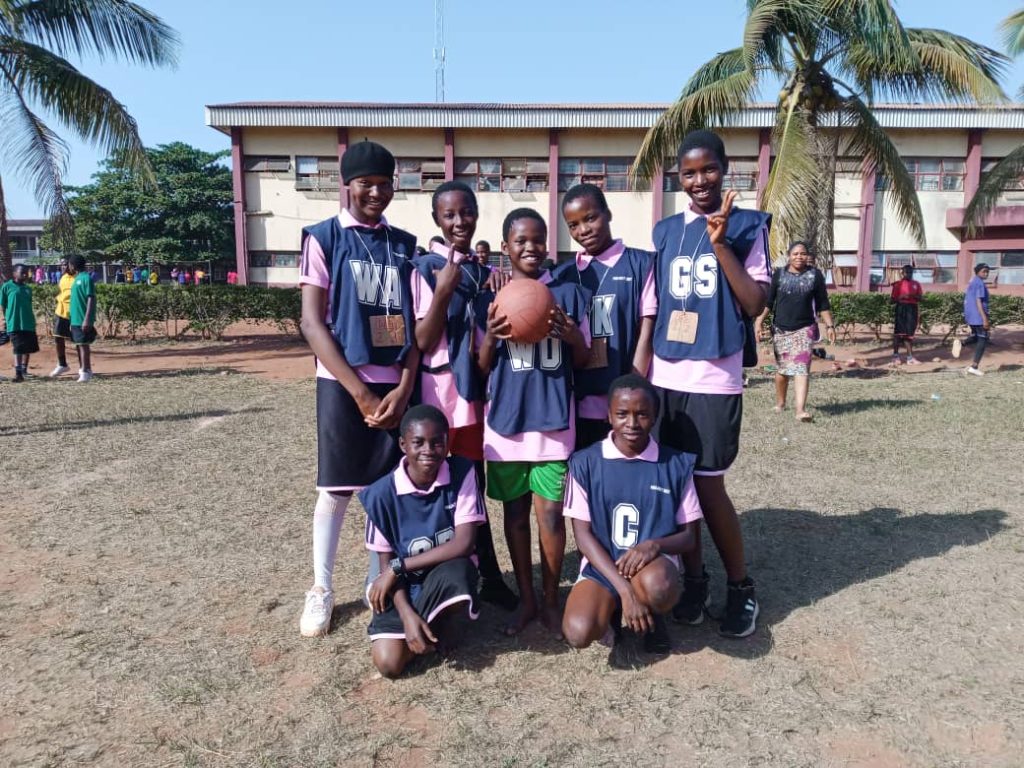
[205,102,1024,132]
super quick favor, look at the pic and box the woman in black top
[756,241,835,422]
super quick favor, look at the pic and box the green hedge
[29,284,301,341]
[26,285,1023,343]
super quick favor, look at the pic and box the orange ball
[494,279,556,344]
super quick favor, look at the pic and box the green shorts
[486,460,568,502]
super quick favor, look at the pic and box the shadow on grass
[815,398,922,416]
[0,406,270,436]
[686,505,1008,660]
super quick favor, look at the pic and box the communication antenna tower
[433,0,445,102]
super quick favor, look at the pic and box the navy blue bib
[481,278,590,436]
[551,247,653,402]
[568,442,695,563]
[412,253,487,404]
[301,217,417,368]
[359,457,477,583]
[651,207,770,361]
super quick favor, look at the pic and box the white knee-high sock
[312,491,350,590]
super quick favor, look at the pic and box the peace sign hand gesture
[706,189,737,246]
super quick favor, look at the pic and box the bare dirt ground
[1,325,1023,767]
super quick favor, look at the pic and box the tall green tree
[42,142,234,264]
[632,0,1008,264]
[963,8,1024,234]
[0,0,179,275]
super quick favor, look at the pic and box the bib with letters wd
[483,278,589,436]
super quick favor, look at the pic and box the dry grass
[1,367,1022,767]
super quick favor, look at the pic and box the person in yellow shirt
[50,259,74,377]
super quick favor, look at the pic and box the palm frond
[822,0,915,70]
[841,96,926,247]
[633,48,756,182]
[0,66,73,246]
[742,0,815,72]
[9,0,179,67]
[962,143,1024,236]
[0,36,153,184]
[903,29,1008,103]
[761,102,827,260]
[999,9,1024,56]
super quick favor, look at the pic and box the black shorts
[316,377,403,490]
[656,389,742,474]
[367,557,479,640]
[70,326,97,346]
[575,416,611,451]
[52,315,71,339]
[10,331,40,355]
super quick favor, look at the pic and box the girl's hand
[826,326,837,345]
[486,302,512,340]
[547,306,569,339]
[707,189,737,246]
[435,250,461,295]
[485,269,511,294]
[366,386,407,430]
[403,614,438,655]
[368,570,398,614]
[618,586,654,634]
[354,387,383,420]
[615,540,660,580]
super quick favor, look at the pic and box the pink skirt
[772,326,815,376]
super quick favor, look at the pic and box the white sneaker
[77,370,93,383]
[299,587,334,637]
[951,339,962,359]
[49,364,70,378]
[965,366,984,377]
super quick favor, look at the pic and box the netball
[494,279,556,344]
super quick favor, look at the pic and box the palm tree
[0,0,179,276]
[632,0,1008,264]
[963,8,1024,235]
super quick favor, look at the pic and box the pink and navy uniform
[301,212,417,370]
[650,207,770,363]
[477,273,591,460]
[564,436,702,599]
[551,240,653,421]
[412,242,489,426]
[361,456,486,639]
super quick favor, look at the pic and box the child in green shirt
[0,264,40,382]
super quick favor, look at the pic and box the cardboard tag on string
[667,310,698,344]
[370,314,406,347]
[584,337,609,369]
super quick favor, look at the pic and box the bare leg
[773,373,788,411]
[631,557,682,614]
[794,374,811,420]
[371,638,415,679]
[79,344,91,372]
[562,579,618,649]
[533,494,566,638]
[502,493,537,635]
[693,475,746,583]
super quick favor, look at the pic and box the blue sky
[5,0,1024,217]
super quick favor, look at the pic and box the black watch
[389,557,405,577]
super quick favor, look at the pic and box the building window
[455,158,550,192]
[875,158,965,192]
[250,252,299,268]
[980,159,1024,191]
[395,158,446,191]
[871,252,958,286]
[558,158,635,192]
[295,157,340,191]
[974,251,1024,285]
[243,155,291,173]
[663,157,759,192]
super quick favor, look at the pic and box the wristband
[389,556,405,577]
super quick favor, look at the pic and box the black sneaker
[719,578,759,638]
[479,577,519,612]
[643,614,672,654]
[672,568,710,625]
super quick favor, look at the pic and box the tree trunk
[0,174,11,279]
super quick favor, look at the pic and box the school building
[204,102,1024,293]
